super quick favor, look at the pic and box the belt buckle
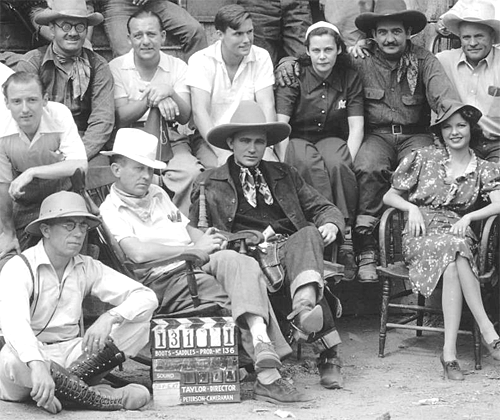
[392,124,403,135]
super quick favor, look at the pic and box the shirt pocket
[401,94,425,106]
[487,86,500,119]
[364,87,384,101]
[364,88,385,122]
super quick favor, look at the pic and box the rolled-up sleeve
[51,103,87,160]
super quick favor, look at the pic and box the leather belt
[368,125,427,135]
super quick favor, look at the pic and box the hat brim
[35,10,104,26]
[25,210,101,236]
[207,122,291,151]
[355,10,427,35]
[443,13,500,44]
[430,104,482,132]
[100,151,167,171]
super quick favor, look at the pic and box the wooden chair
[377,208,499,370]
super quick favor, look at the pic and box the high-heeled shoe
[483,338,500,361]
[440,354,464,381]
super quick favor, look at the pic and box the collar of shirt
[120,49,172,75]
[457,45,496,71]
[30,239,84,274]
[303,64,343,94]
[0,102,65,143]
[42,43,89,74]
[206,40,257,67]
[439,147,478,179]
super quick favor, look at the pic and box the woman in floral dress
[383,100,500,380]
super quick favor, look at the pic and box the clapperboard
[151,317,240,406]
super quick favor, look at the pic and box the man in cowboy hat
[16,0,115,185]
[189,101,347,390]
[349,0,459,281]
[109,9,203,215]
[99,128,309,404]
[0,72,87,266]
[436,0,500,162]
[0,191,158,414]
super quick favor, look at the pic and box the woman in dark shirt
[275,21,364,280]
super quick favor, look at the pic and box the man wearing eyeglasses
[15,0,114,185]
[0,71,87,268]
[0,191,158,414]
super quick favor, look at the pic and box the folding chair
[377,207,499,370]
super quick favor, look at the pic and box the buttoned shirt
[100,184,192,276]
[437,46,500,139]
[0,240,158,364]
[110,50,190,123]
[275,63,363,142]
[186,41,274,127]
[16,45,115,160]
[352,42,459,128]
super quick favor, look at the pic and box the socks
[257,368,281,385]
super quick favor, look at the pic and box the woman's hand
[450,215,471,238]
[407,205,426,237]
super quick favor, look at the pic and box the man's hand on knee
[82,313,116,354]
[28,360,56,409]
[318,223,339,246]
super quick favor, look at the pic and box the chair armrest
[379,207,400,267]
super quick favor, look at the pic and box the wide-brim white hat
[101,128,167,170]
[207,101,291,150]
[26,191,100,236]
[443,1,500,44]
[35,0,104,26]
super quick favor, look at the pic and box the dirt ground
[2,315,499,420]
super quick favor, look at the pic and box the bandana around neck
[238,165,274,208]
[112,184,154,222]
[396,47,418,96]
[52,45,91,101]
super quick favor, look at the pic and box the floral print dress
[391,146,500,297]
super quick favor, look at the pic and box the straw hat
[35,0,104,26]
[355,0,427,36]
[207,101,291,150]
[443,1,500,44]
[101,128,167,170]
[26,191,100,236]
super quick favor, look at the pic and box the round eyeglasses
[54,21,88,34]
[57,221,91,233]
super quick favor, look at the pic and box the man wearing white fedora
[437,0,500,162]
[16,0,115,183]
[189,101,347,390]
[0,191,158,413]
[100,128,309,404]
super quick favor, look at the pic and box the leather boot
[69,341,126,384]
[287,285,323,336]
[51,362,150,411]
[318,348,343,389]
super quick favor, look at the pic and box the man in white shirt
[186,4,277,168]
[109,9,202,215]
[437,1,500,162]
[0,191,157,414]
[0,72,87,263]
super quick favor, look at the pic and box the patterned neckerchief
[238,164,274,208]
[52,45,91,101]
[396,46,419,96]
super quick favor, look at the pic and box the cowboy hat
[443,1,500,44]
[355,0,427,36]
[101,128,167,170]
[26,191,101,236]
[35,0,104,26]
[430,99,482,132]
[207,101,291,150]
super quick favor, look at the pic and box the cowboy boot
[317,346,343,389]
[287,284,323,337]
[68,341,126,385]
[50,362,150,411]
[354,232,379,283]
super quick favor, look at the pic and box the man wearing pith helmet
[0,191,158,414]
[190,101,347,390]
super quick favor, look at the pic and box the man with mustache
[15,0,115,187]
